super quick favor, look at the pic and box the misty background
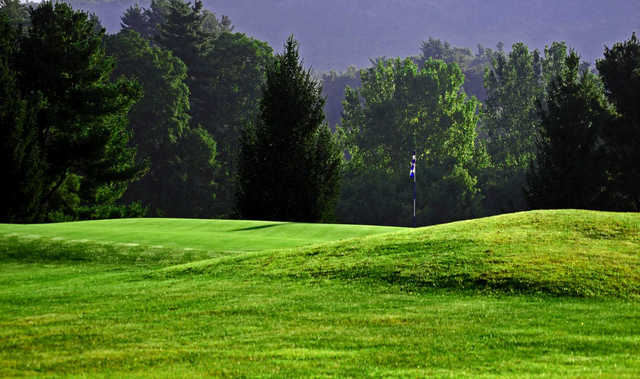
[69,0,639,72]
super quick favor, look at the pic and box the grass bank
[164,210,640,298]
[0,210,639,377]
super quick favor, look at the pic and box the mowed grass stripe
[0,218,404,252]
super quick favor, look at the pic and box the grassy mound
[2,210,638,297]
[166,210,640,298]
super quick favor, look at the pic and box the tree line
[1,0,638,226]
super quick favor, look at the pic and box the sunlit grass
[0,210,639,377]
[0,218,403,252]
[165,210,640,298]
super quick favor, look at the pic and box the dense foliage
[337,58,484,226]
[120,0,272,217]
[596,33,640,211]
[1,2,143,222]
[105,30,218,217]
[415,37,493,101]
[479,42,568,214]
[527,52,614,209]
[1,0,638,225]
[525,34,640,212]
[238,36,342,222]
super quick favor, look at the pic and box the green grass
[1,210,639,377]
[164,210,640,298]
[0,218,403,252]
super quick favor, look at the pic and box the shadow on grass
[296,239,640,298]
[229,223,287,232]
[301,239,485,286]
[0,236,220,266]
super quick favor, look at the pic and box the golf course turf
[0,210,638,377]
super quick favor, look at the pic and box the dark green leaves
[338,58,482,226]
[238,36,342,222]
[1,2,143,222]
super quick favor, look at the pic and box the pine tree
[0,0,29,31]
[120,4,154,40]
[526,52,613,209]
[237,36,342,222]
[154,0,212,70]
[596,33,640,210]
[0,14,45,222]
[2,2,143,221]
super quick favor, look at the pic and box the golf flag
[409,153,416,179]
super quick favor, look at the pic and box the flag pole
[413,159,416,228]
[410,151,416,228]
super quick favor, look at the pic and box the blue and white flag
[409,152,416,179]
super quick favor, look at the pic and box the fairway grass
[0,218,403,252]
[1,210,639,377]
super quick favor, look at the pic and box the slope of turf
[0,218,403,253]
[164,210,640,298]
[1,210,639,376]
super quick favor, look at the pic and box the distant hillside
[70,0,639,72]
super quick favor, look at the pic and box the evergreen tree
[195,32,273,216]
[596,33,640,210]
[237,36,342,222]
[0,15,44,222]
[1,2,143,222]
[154,0,212,67]
[0,0,29,31]
[526,52,613,209]
[120,4,155,40]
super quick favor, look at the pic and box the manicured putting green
[0,218,404,252]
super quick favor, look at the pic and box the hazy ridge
[70,0,639,71]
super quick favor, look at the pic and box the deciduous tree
[120,0,270,217]
[106,30,218,217]
[338,58,484,226]
[480,42,567,214]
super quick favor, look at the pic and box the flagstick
[410,151,416,228]
[413,173,416,228]
[413,171,416,228]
